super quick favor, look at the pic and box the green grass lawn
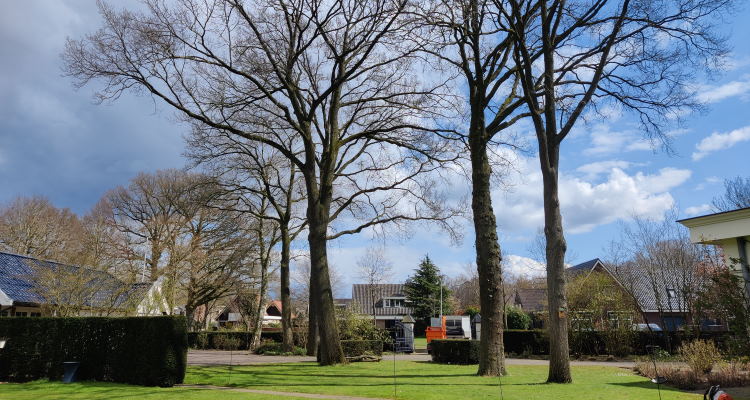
[0,361,720,400]
[0,380,311,399]
[413,336,427,350]
[186,361,701,400]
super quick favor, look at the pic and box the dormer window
[666,288,676,298]
[383,297,405,308]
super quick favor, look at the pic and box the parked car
[632,323,662,332]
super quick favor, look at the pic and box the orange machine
[425,316,446,344]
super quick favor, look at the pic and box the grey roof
[567,258,603,277]
[334,298,352,307]
[513,288,547,312]
[351,283,413,316]
[604,262,689,312]
[510,258,690,314]
[0,251,150,309]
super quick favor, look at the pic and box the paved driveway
[188,350,635,368]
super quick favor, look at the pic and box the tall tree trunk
[306,275,319,356]
[249,268,268,350]
[307,193,345,365]
[540,144,572,383]
[279,231,294,352]
[470,129,506,377]
[185,306,196,332]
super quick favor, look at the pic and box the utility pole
[439,274,443,320]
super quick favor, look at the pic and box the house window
[0,311,7,317]
[663,316,686,331]
[383,298,404,308]
[571,311,593,331]
[14,312,28,317]
[30,312,41,317]
[666,288,676,298]
[607,311,633,329]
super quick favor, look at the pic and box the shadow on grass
[0,380,214,400]
[607,380,695,395]
[188,366,551,389]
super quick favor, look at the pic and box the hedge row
[0,316,187,387]
[448,330,734,359]
[431,340,480,364]
[188,330,303,350]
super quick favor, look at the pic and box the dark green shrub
[336,308,390,342]
[340,340,383,358]
[195,332,209,349]
[503,330,549,355]
[430,339,479,364]
[254,341,306,356]
[569,330,604,355]
[187,330,305,350]
[0,316,187,387]
[213,334,242,350]
[505,306,532,330]
[601,327,635,357]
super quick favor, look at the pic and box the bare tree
[713,176,750,212]
[506,0,733,382]
[0,196,83,263]
[106,171,187,283]
[105,169,255,324]
[608,212,707,350]
[167,176,257,330]
[414,0,538,376]
[356,247,394,322]
[188,138,306,351]
[64,0,458,364]
[447,262,480,312]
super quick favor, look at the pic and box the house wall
[2,305,41,317]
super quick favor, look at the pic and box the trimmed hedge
[0,316,187,387]
[503,329,732,356]
[431,339,480,364]
[504,330,549,355]
[188,330,302,350]
[341,340,383,358]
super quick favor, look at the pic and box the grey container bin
[62,361,80,383]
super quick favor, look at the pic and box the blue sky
[2,1,749,296]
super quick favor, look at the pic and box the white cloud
[583,124,654,156]
[694,176,721,191]
[504,255,545,278]
[696,78,750,104]
[576,160,635,179]
[493,151,692,234]
[685,204,712,216]
[692,125,750,160]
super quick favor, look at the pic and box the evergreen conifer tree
[404,255,452,321]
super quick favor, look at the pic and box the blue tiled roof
[0,251,148,308]
[0,252,50,304]
[567,258,602,273]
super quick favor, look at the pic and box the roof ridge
[0,250,73,268]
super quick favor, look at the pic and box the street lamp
[0,338,6,349]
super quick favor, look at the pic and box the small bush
[337,308,390,342]
[634,362,700,390]
[341,340,383,359]
[254,341,306,356]
[709,360,750,388]
[505,306,532,330]
[213,334,242,350]
[195,332,209,349]
[680,339,721,375]
[430,339,479,364]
